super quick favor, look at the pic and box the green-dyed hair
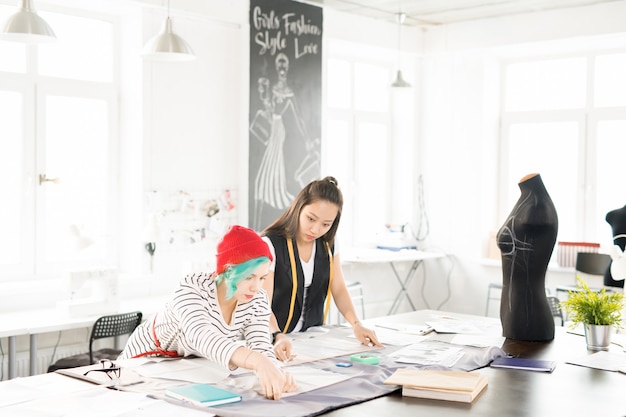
[215,256,270,299]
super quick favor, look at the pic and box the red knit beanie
[215,225,273,274]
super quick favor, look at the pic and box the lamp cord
[396,12,405,70]
[413,174,430,242]
[0,339,4,381]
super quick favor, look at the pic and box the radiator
[2,344,86,380]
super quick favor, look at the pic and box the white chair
[336,281,365,324]
[485,283,554,318]
[484,283,502,316]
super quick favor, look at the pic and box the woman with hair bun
[261,176,382,362]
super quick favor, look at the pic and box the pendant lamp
[142,0,195,62]
[391,12,410,88]
[1,0,56,43]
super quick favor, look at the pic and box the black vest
[267,235,332,333]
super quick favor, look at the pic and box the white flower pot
[584,324,613,351]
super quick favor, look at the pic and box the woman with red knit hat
[118,225,297,400]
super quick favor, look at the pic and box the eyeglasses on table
[83,359,121,380]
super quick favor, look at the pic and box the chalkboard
[248,0,323,231]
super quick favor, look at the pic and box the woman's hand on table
[352,321,383,347]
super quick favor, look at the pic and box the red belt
[132,315,181,359]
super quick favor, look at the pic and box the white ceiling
[304,0,620,26]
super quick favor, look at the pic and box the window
[503,57,586,111]
[500,52,626,245]
[0,9,118,276]
[324,43,403,247]
[0,86,27,268]
[40,91,115,265]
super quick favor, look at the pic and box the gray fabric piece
[204,341,505,417]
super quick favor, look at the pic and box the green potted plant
[560,276,624,350]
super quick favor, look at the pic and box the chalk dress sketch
[496,173,558,341]
[250,52,319,230]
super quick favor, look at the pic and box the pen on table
[375,323,433,335]
[375,324,400,331]
[108,380,144,390]
[419,326,435,335]
[123,380,145,386]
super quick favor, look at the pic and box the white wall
[122,1,251,283]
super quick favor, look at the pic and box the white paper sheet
[371,326,433,346]
[390,342,465,367]
[566,350,626,371]
[425,319,483,334]
[450,334,506,348]
[222,365,355,397]
[285,329,376,365]
[130,357,231,384]
[5,385,214,417]
[0,373,97,407]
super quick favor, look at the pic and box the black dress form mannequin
[496,173,558,341]
[604,205,626,288]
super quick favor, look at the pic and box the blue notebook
[490,356,556,372]
[165,383,242,407]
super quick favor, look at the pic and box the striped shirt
[118,272,276,369]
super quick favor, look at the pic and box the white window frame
[0,76,35,275]
[323,42,396,248]
[34,80,119,275]
[499,50,626,246]
[0,9,120,279]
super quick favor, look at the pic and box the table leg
[30,334,37,376]
[8,336,16,379]
[388,260,421,315]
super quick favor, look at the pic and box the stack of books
[384,368,488,403]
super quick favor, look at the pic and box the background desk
[0,296,164,379]
[342,248,444,314]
